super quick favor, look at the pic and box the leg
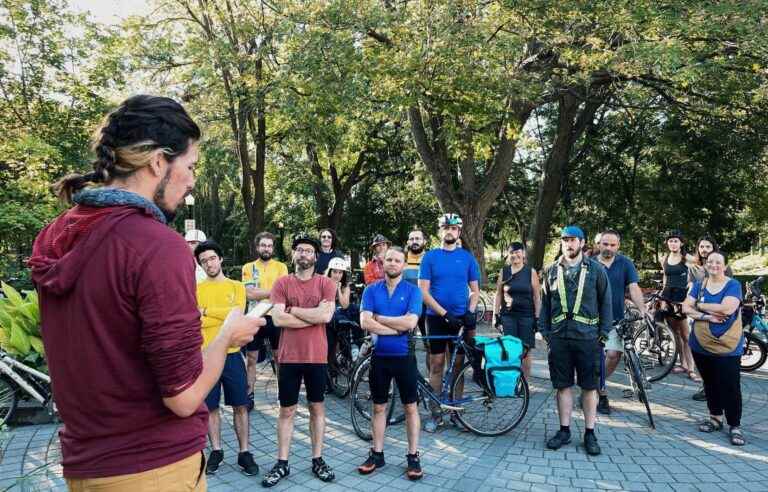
[428,352,446,393]
[308,402,326,458]
[233,406,250,452]
[581,389,598,429]
[556,387,573,426]
[720,356,742,428]
[246,351,260,391]
[404,403,420,455]
[276,363,302,460]
[604,351,622,379]
[277,405,296,460]
[521,354,532,381]
[208,408,222,450]
[693,351,724,420]
[673,318,695,373]
[371,403,388,453]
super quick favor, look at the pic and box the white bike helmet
[327,257,349,272]
[438,213,463,228]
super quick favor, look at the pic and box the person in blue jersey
[404,228,430,366]
[357,247,424,480]
[682,252,745,446]
[418,213,481,433]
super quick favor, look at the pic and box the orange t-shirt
[270,274,336,363]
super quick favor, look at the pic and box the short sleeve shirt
[419,248,480,316]
[602,254,639,322]
[270,275,336,363]
[361,280,423,357]
[688,279,743,356]
[242,259,289,291]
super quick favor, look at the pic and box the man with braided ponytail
[29,95,264,491]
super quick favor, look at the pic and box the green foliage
[0,282,45,371]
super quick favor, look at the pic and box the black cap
[509,241,525,252]
[291,233,320,252]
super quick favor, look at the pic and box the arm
[596,269,613,338]
[419,279,448,316]
[374,313,419,332]
[204,306,241,321]
[494,269,503,318]
[538,269,552,337]
[246,286,272,301]
[363,262,376,284]
[628,283,647,315]
[468,280,480,312]
[291,301,334,324]
[361,310,400,335]
[697,298,741,317]
[271,303,313,328]
[531,268,542,319]
[338,284,351,309]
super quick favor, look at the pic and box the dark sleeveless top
[662,255,688,303]
[500,264,535,317]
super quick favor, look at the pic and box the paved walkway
[2,341,768,492]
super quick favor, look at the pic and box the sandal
[687,370,701,383]
[671,366,687,374]
[698,417,723,433]
[730,427,746,446]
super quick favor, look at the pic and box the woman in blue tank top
[493,242,541,379]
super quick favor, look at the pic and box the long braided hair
[53,95,201,203]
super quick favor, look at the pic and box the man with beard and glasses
[357,247,424,480]
[594,230,647,415]
[262,234,337,487]
[540,226,612,456]
[241,232,289,408]
[418,214,480,433]
[315,228,344,275]
[29,95,263,490]
[404,228,430,364]
[195,241,259,477]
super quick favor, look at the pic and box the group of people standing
[28,95,747,492]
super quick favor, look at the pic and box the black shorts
[245,315,280,352]
[204,352,249,410]
[547,337,601,390]
[500,314,536,349]
[370,355,419,405]
[426,315,473,355]
[277,363,326,407]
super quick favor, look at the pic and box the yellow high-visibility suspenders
[551,262,599,325]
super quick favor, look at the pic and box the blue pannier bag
[474,335,523,397]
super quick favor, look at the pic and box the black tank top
[663,255,688,302]
[500,264,534,316]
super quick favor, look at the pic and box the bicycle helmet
[291,232,320,252]
[438,213,463,228]
[327,257,349,272]
[665,229,684,241]
[370,234,391,248]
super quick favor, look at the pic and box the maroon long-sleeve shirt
[29,204,207,478]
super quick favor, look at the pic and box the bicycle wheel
[328,349,352,398]
[349,355,396,441]
[0,375,18,427]
[740,333,767,372]
[632,319,678,382]
[626,350,655,429]
[450,363,528,436]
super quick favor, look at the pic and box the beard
[258,251,273,261]
[565,247,580,259]
[385,270,401,279]
[443,235,457,245]
[153,166,179,222]
[600,249,615,259]
[295,258,316,271]
[409,243,424,254]
[205,266,221,278]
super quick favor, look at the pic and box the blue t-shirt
[688,279,743,356]
[602,254,639,321]
[361,279,423,357]
[419,248,480,316]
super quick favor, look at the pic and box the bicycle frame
[0,352,51,405]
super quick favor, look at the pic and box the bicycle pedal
[622,389,634,399]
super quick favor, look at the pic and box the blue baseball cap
[560,225,585,240]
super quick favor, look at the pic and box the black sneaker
[238,451,259,476]
[247,392,255,412]
[546,430,571,450]
[261,462,290,488]
[406,452,423,481]
[584,432,601,456]
[205,450,224,475]
[357,449,385,475]
[597,395,611,415]
[692,387,707,401]
[312,457,335,482]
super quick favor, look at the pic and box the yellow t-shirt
[197,278,247,353]
[241,259,289,291]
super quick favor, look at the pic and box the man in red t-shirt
[262,233,337,488]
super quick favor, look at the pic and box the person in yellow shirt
[196,241,260,478]
[241,231,289,403]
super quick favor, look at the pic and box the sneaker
[261,462,290,488]
[247,392,255,412]
[584,432,601,456]
[205,450,224,475]
[597,395,611,415]
[312,457,335,482]
[406,452,424,481]
[692,387,707,401]
[423,416,443,433]
[357,449,385,475]
[238,451,259,476]
[546,430,571,450]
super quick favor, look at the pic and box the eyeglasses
[295,247,315,255]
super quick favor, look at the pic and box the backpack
[473,335,524,397]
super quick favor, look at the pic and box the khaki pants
[66,452,206,492]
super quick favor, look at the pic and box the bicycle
[349,327,529,440]
[614,313,655,429]
[327,317,365,398]
[0,350,55,426]
[639,287,682,382]
[741,277,768,372]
